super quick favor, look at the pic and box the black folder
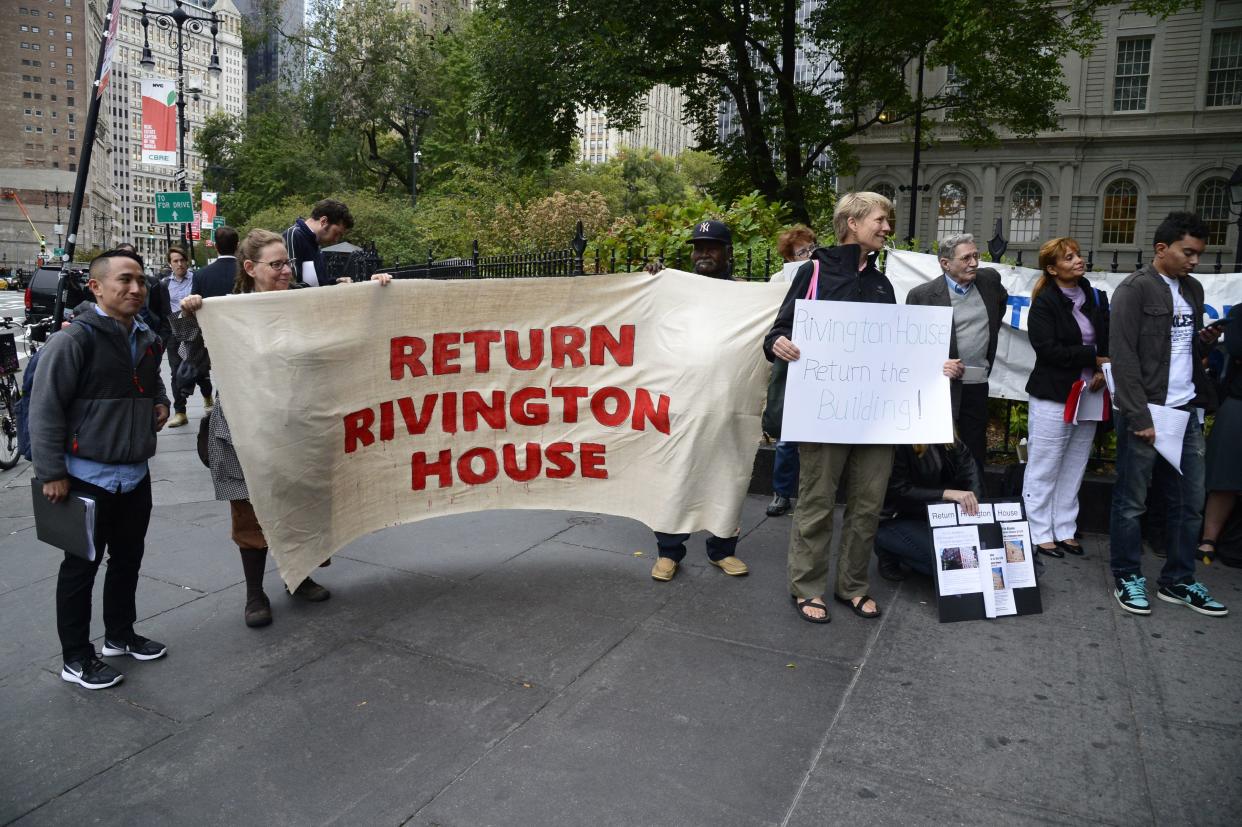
[31,479,98,561]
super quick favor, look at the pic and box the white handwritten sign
[782,300,954,444]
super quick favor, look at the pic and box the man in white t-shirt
[1108,212,1226,618]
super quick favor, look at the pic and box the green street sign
[213,216,225,228]
[54,247,65,256]
[155,191,194,224]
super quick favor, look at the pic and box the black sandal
[834,593,881,619]
[1199,539,1218,565]
[791,595,830,624]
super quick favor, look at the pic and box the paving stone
[788,757,1081,826]
[0,669,176,825]
[15,640,551,826]
[412,626,853,827]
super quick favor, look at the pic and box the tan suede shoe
[651,558,678,581]
[711,556,749,576]
[167,412,189,428]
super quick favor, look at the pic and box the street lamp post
[1228,164,1242,271]
[139,1,221,262]
[403,106,430,209]
[897,47,930,245]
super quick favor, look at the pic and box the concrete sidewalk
[1,395,1239,826]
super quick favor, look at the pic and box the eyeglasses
[794,245,816,258]
[257,259,292,271]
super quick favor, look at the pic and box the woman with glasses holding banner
[1022,236,1110,559]
[176,229,390,627]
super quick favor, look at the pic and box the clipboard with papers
[30,479,98,561]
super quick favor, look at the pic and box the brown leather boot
[244,591,272,627]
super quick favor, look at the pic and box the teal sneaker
[1115,574,1151,615]
[1157,581,1228,617]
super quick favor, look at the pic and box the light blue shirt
[64,308,151,493]
[945,273,973,296]
[167,271,194,315]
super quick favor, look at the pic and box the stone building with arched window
[841,2,1242,270]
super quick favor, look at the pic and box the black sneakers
[61,655,123,690]
[101,634,168,661]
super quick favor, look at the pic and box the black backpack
[16,323,94,462]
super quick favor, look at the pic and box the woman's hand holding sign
[771,335,800,362]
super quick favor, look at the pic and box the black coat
[763,244,895,360]
[192,255,238,299]
[1025,276,1110,404]
[883,438,982,520]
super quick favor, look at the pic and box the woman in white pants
[1022,237,1110,558]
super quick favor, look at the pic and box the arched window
[1008,180,1043,243]
[1102,179,1139,245]
[937,182,967,238]
[871,182,896,204]
[1195,178,1231,246]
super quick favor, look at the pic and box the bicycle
[0,317,23,469]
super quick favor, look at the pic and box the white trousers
[1022,396,1097,545]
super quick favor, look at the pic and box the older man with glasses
[905,233,1009,474]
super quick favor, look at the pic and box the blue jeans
[653,531,737,562]
[874,518,934,576]
[772,441,800,498]
[1109,408,1205,586]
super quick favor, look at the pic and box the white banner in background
[885,250,1242,401]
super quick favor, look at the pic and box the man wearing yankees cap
[646,218,750,582]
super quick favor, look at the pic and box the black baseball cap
[687,219,732,245]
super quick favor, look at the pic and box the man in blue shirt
[30,249,172,689]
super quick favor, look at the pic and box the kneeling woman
[874,437,982,580]
[177,229,390,626]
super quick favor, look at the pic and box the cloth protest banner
[140,79,177,166]
[196,271,787,589]
[781,300,954,444]
[885,250,1242,401]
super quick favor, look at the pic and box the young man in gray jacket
[31,249,172,689]
[1108,212,1226,618]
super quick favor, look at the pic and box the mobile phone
[1205,317,1230,329]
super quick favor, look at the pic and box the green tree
[473,0,1192,222]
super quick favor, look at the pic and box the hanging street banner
[96,0,124,99]
[141,79,178,166]
[201,192,218,229]
[885,249,1242,402]
[155,191,194,224]
[197,272,787,588]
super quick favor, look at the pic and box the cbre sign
[155,191,194,224]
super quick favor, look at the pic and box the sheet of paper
[80,496,97,562]
[993,501,1024,522]
[932,525,983,596]
[1101,363,1116,397]
[926,502,959,527]
[1074,386,1107,423]
[961,365,989,383]
[782,301,954,444]
[1000,521,1037,588]
[981,547,1016,618]
[1147,403,1190,474]
[956,502,995,524]
[301,260,319,287]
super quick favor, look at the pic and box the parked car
[24,265,90,339]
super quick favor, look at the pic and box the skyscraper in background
[233,0,302,92]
